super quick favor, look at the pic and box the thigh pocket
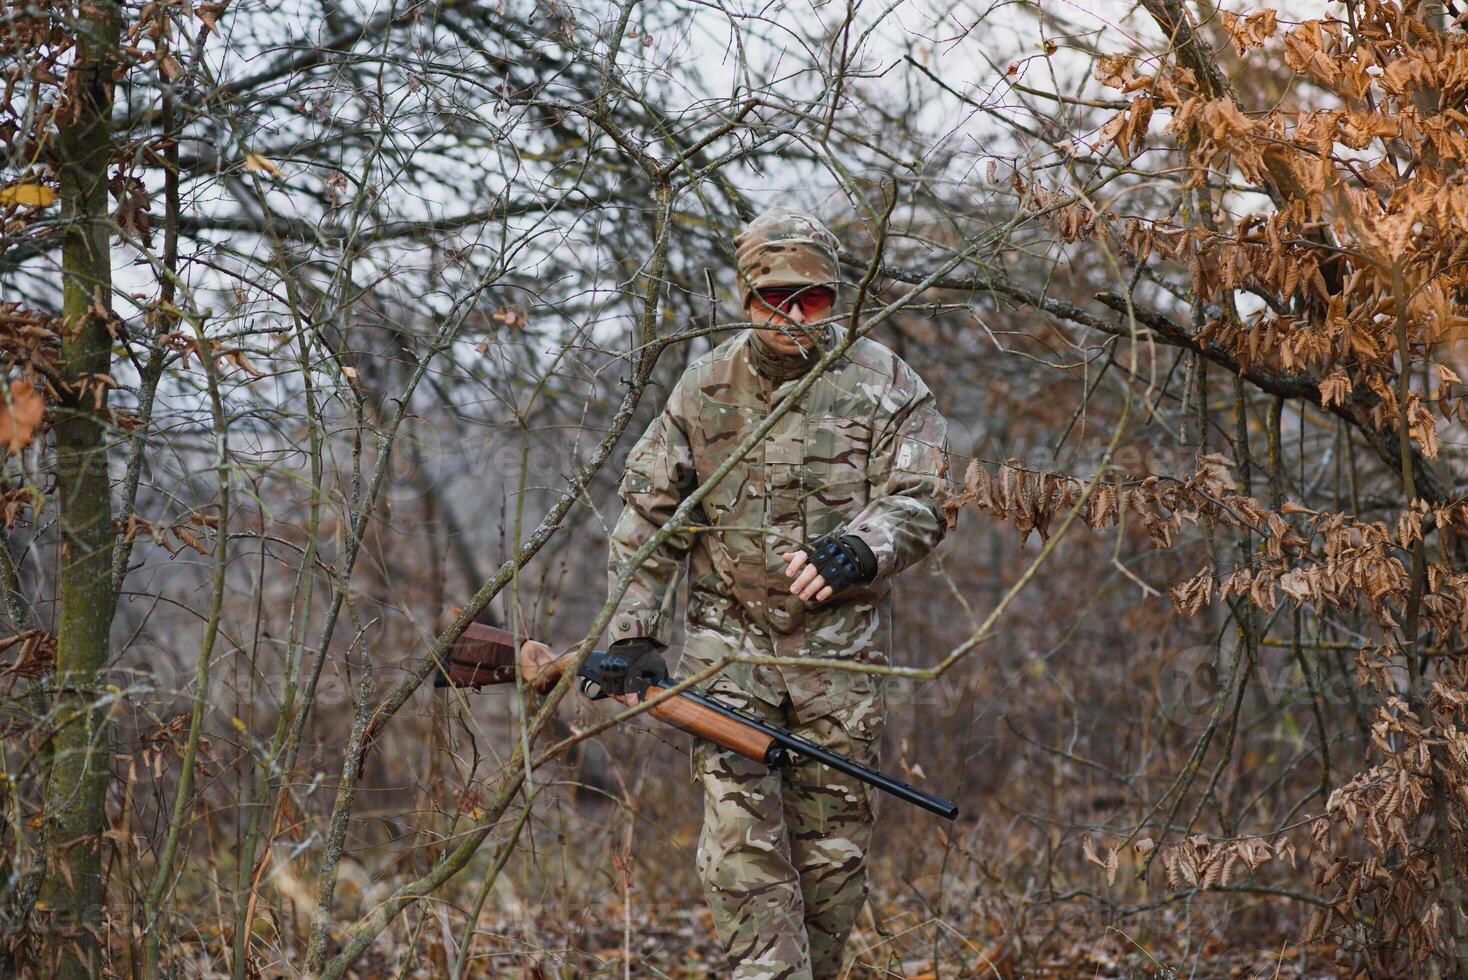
[828,677,886,765]
[793,708,883,827]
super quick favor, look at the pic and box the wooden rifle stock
[641,684,778,763]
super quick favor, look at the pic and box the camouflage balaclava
[733,207,842,312]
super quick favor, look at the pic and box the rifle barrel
[678,689,958,821]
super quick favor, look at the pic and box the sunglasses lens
[799,290,832,313]
[757,288,832,313]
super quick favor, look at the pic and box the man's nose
[786,302,807,324]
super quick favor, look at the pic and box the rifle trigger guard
[578,675,610,700]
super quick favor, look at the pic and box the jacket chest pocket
[802,415,871,538]
[694,403,757,523]
[764,438,804,546]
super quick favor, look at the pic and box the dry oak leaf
[1082,836,1120,886]
[195,3,227,33]
[0,380,44,454]
[1319,369,1352,409]
[1169,566,1214,619]
[1098,96,1154,156]
[1282,20,1342,86]
[1093,54,1153,93]
[1279,567,1315,603]
[1195,453,1238,494]
[1409,402,1439,460]
[244,152,281,177]
[0,630,56,681]
[1221,9,1278,55]
[0,184,57,207]
[157,52,184,81]
[224,349,265,377]
[491,306,528,330]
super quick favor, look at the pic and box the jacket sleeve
[606,382,698,647]
[842,375,950,584]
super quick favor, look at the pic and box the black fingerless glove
[804,534,878,595]
[595,637,668,698]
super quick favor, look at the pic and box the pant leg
[694,698,814,980]
[784,702,884,979]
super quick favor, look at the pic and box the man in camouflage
[605,207,949,979]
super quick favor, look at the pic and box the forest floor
[345,879,1363,978]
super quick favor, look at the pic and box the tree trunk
[39,1,123,974]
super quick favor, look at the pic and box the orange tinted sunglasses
[754,286,835,316]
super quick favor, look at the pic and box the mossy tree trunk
[38,1,123,975]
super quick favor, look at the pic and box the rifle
[435,623,958,820]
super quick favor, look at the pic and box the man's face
[747,286,836,354]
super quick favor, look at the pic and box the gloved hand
[599,636,668,706]
[781,534,877,602]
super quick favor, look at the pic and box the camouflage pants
[692,691,883,980]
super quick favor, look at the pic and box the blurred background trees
[5,0,1468,974]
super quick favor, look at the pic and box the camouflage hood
[733,207,842,311]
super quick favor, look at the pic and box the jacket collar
[746,324,835,384]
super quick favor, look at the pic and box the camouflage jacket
[607,325,949,716]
